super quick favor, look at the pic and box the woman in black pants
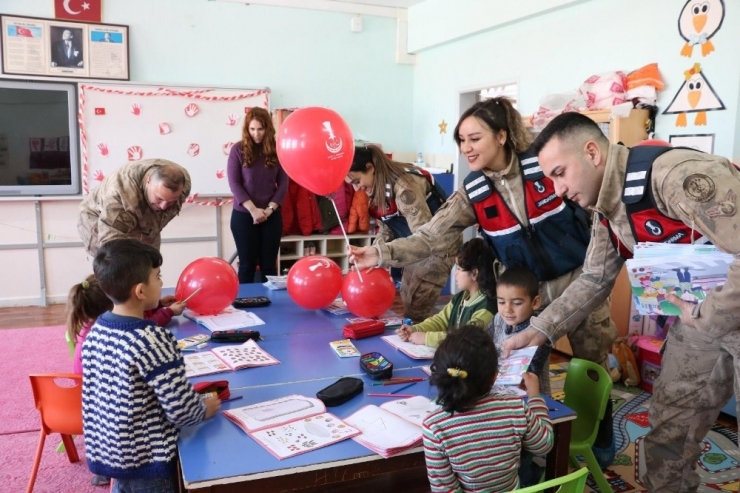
[227,107,288,283]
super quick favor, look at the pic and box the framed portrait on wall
[0,14,129,80]
[668,134,715,154]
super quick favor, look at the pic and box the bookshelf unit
[277,234,375,274]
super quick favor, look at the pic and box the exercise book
[183,339,279,377]
[223,395,360,460]
[343,396,440,458]
[184,306,265,332]
[381,334,436,360]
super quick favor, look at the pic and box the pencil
[372,379,426,386]
[366,393,416,398]
[180,287,201,304]
[388,377,425,381]
[389,382,416,394]
[221,396,243,403]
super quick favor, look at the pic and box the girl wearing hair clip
[346,144,461,322]
[423,325,553,492]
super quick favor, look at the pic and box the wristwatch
[267,205,276,212]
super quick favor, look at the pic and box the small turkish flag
[16,27,33,38]
[94,107,106,115]
[54,0,102,23]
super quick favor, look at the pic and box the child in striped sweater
[423,325,553,492]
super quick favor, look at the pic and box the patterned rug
[549,363,740,492]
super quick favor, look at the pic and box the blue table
[173,285,576,492]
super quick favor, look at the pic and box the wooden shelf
[278,234,375,273]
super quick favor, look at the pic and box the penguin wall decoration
[662,63,725,127]
[678,0,725,57]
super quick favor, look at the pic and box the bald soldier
[78,159,191,255]
[503,112,740,493]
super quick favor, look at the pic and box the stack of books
[625,243,732,316]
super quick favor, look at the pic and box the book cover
[223,395,360,460]
[625,244,731,316]
[381,334,436,360]
[494,346,537,386]
[323,299,350,315]
[184,306,266,332]
[183,339,279,378]
[329,339,360,358]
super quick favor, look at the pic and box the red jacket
[282,179,322,236]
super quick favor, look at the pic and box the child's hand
[160,295,176,307]
[409,332,426,345]
[203,396,221,419]
[521,372,541,397]
[168,301,187,316]
[396,325,413,341]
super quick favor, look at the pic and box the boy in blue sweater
[82,239,220,492]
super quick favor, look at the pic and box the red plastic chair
[26,373,83,493]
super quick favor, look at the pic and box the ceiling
[329,0,426,7]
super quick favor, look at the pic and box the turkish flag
[16,27,33,37]
[54,0,102,23]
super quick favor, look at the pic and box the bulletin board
[78,83,270,197]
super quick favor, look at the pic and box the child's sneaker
[91,475,110,486]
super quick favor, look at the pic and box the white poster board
[78,83,269,196]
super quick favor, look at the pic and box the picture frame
[668,134,715,154]
[0,14,129,81]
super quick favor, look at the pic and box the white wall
[0,0,413,306]
[410,0,740,163]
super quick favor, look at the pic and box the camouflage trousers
[643,321,738,493]
[565,299,618,369]
[400,255,455,323]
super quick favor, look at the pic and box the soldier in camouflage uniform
[349,99,617,372]
[505,112,740,493]
[78,159,191,256]
[348,145,459,322]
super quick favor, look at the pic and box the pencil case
[193,380,231,401]
[342,320,385,339]
[316,377,363,407]
[360,352,393,380]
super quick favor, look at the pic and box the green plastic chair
[64,331,76,358]
[511,467,589,492]
[563,358,614,492]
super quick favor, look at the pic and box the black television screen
[0,79,80,196]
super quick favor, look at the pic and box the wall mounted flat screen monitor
[0,79,80,196]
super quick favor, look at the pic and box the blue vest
[463,151,590,281]
[603,145,709,260]
[369,168,448,238]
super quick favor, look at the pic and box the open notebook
[343,396,440,458]
[183,306,265,332]
[222,395,360,459]
[381,334,436,360]
[183,339,279,378]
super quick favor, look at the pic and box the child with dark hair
[488,266,550,393]
[396,237,496,347]
[423,325,553,492]
[82,239,220,492]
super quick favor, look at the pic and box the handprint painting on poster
[79,83,269,196]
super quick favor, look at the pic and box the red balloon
[342,269,396,319]
[277,107,354,196]
[287,256,343,310]
[175,257,239,315]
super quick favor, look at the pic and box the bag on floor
[612,338,640,387]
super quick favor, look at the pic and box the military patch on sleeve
[682,174,716,203]
[399,190,416,205]
[704,189,737,218]
[110,210,137,234]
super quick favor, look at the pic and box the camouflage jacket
[531,144,740,341]
[376,155,582,307]
[78,159,191,255]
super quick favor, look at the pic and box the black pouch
[316,377,364,407]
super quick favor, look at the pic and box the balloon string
[330,197,364,283]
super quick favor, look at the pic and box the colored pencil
[372,379,426,386]
[387,377,425,381]
[389,382,416,394]
[366,393,416,398]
